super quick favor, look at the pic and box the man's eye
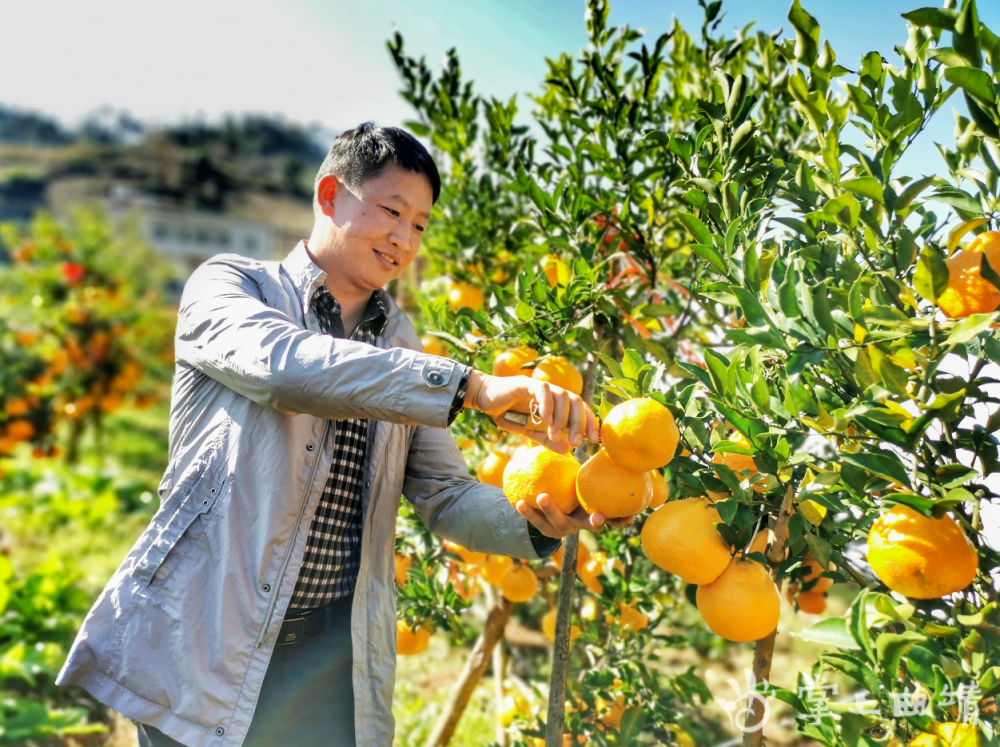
[414,224,425,233]
[382,206,399,217]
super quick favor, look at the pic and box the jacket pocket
[148,479,229,591]
[132,465,229,589]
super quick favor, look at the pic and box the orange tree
[0,209,176,464]
[388,1,1000,747]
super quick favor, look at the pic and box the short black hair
[315,122,441,203]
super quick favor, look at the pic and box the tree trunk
[424,596,515,747]
[742,485,795,747]
[64,416,86,465]
[544,340,601,747]
[493,628,509,747]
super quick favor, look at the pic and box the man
[57,123,622,747]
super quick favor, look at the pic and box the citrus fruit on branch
[503,445,580,514]
[576,448,653,518]
[601,397,679,472]
[938,231,1000,319]
[696,556,781,642]
[867,504,978,599]
[640,497,731,584]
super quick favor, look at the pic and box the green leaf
[914,245,949,303]
[841,452,912,487]
[944,67,996,103]
[788,0,821,66]
[619,706,646,744]
[514,300,536,322]
[691,243,728,275]
[729,286,771,327]
[596,353,625,380]
[849,590,876,663]
[821,652,882,695]
[679,213,714,247]
[875,631,926,678]
[902,7,959,31]
[946,312,998,346]
[842,178,885,203]
[714,498,739,525]
[953,0,982,68]
[869,346,910,396]
[804,533,833,568]
[794,616,861,650]
[895,176,935,213]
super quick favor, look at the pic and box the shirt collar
[285,241,390,333]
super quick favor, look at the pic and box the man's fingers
[533,382,554,426]
[547,389,570,443]
[515,426,571,454]
[516,499,561,539]
[536,493,576,534]
[567,394,586,448]
[583,401,600,443]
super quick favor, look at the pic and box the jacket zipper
[254,420,331,648]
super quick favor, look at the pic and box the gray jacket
[56,242,547,747]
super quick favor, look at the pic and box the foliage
[0,409,164,743]
[0,209,175,464]
[390,0,1000,745]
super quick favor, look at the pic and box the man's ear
[315,175,342,219]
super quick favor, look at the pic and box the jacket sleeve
[174,256,463,426]
[401,421,547,560]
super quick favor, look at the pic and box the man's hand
[464,370,599,454]
[516,493,635,539]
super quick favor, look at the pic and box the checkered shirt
[287,286,389,610]
[289,285,473,610]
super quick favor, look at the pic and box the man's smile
[373,248,399,267]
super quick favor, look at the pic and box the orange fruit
[801,555,834,593]
[481,554,514,586]
[500,564,539,602]
[448,283,484,312]
[493,345,538,376]
[5,420,35,442]
[713,431,764,492]
[397,620,431,655]
[747,522,790,558]
[476,451,511,489]
[4,398,31,417]
[542,607,580,642]
[601,398,679,471]
[552,540,590,572]
[532,356,583,395]
[579,552,623,594]
[618,601,649,634]
[938,231,1000,319]
[503,445,581,514]
[421,334,448,357]
[648,470,669,509]
[641,497,731,584]
[867,504,978,599]
[598,694,626,729]
[697,556,780,641]
[394,554,412,587]
[791,588,827,615]
[576,448,653,518]
[443,540,486,567]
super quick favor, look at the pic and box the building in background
[109,185,276,280]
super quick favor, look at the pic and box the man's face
[320,164,432,293]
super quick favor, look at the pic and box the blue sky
[1,0,998,178]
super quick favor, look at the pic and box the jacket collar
[282,240,397,340]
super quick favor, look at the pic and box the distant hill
[0,105,330,257]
